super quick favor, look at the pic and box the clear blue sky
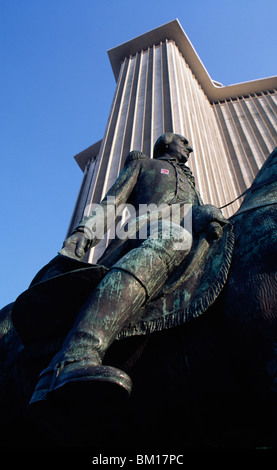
[1,0,276,308]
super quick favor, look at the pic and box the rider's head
[153,133,193,163]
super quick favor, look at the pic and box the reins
[219,174,277,210]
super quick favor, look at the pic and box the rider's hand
[62,231,90,259]
[206,222,223,241]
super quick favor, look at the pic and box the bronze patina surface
[0,139,276,449]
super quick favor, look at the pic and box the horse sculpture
[0,147,276,450]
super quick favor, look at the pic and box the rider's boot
[29,268,147,407]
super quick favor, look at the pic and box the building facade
[68,20,277,263]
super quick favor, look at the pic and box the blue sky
[1,0,276,308]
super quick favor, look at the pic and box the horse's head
[251,146,277,188]
[233,146,277,217]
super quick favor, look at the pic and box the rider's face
[167,137,191,162]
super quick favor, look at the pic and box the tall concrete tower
[68,19,277,262]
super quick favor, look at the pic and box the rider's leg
[30,222,192,405]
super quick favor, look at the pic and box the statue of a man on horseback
[1,136,277,448]
[11,132,231,415]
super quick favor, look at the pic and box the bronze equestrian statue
[0,135,276,449]
[12,133,229,405]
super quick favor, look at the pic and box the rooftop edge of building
[74,20,277,171]
[107,18,277,102]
